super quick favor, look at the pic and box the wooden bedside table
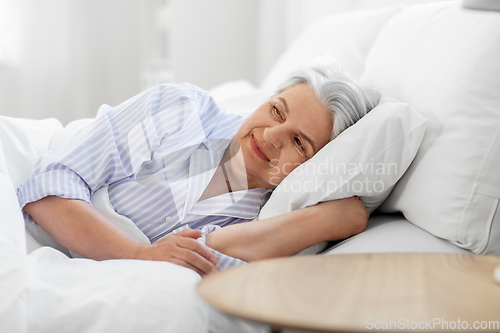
[198,253,500,332]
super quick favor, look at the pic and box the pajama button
[165,216,173,223]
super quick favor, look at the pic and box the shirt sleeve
[17,83,223,212]
[196,225,247,270]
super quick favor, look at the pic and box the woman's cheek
[267,159,280,186]
[282,162,298,175]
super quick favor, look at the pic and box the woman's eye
[295,137,305,151]
[273,106,283,119]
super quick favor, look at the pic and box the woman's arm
[24,196,218,275]
[205,196,368,262]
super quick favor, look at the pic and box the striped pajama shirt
[18,83,270,269]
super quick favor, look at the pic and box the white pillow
[0,116,72,256]
[0,116,63,189]
[361,2,500,254]
[260,6,401,90]
[259,94,427,221]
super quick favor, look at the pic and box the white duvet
[0,115,268,333]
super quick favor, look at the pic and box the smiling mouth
[251,135,270,161]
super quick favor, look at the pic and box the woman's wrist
[133,242,153,260]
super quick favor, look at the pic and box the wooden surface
[198,253,500,332]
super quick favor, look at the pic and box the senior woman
[18,61,380,276]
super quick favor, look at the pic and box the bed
[1,1,499,332]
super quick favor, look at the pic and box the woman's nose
[263,125,284,149]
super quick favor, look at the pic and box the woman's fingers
[174,228,202,239]
[139,231,218,275]
[171,247,217,276]
[168,258,206,276]
[176,235,218,265]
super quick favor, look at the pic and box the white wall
[170,0,259,90]
[173,0,455,89]
[0,0,159,124]
[0,0,453,123]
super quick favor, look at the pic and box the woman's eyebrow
[278,97,317,154]
[278,97,289,114]
[301,132,316,155]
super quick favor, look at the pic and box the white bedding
[0,142,27,333]
[326,213,471,255]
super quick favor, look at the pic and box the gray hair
[276,61,381,140]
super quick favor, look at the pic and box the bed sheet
[326,213,471,255]
[0,140,28,333]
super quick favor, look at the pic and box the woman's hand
[314,196,368,241]
[135,229,218,276]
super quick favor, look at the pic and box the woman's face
[232,83,333,189]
